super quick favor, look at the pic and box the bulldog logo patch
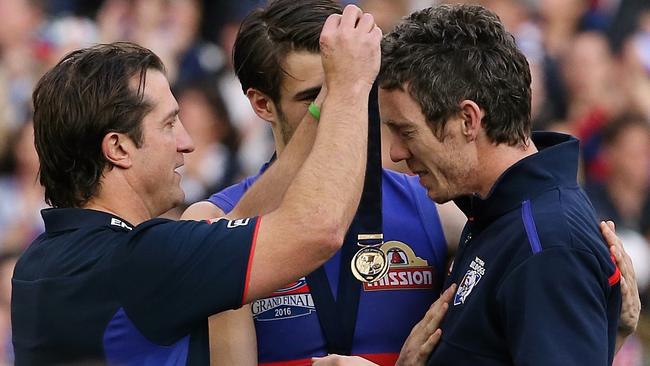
[453,256,485,306]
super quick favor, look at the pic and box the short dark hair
[379,4,532,146]
[233,0,342,102]
[32,42,165,208]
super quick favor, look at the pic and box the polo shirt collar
[454,132,579,227]
[42,208,135,233]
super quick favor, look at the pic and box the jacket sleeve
[496,247,620,366]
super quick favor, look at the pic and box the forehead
[137,69,176,108]
[378,87,425,127]
[279,51,323,99]
[132,69,178,116]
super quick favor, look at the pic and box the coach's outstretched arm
[233,5,381,304]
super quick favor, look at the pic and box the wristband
[308,102,321,121]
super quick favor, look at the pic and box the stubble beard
[277,107,296,147]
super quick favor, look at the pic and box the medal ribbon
[306,83,384,355]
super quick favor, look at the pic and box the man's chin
[426,189,454,205]
[160,190,185,215]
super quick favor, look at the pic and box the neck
[273,127,287,156]
[83,173,153,226]
[475,138,539,198]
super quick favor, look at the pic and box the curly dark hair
[233,0,342,102]
[32,42,165,208]
[378,4,532,146]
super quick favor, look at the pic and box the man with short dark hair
[11,5,384,363]
[182,1,450,364]
[376,4,622,365]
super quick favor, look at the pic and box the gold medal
[351,247,389,283]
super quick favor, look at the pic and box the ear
[458,100,484,142]
[101,132,133,169]
[246,88,278,123]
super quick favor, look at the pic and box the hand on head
[319,4,382,91]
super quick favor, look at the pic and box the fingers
[319,4,381,92]
[600,221,619,249]
[356,13,376,33]
[420,329,442,357]
[439,283,457,303]
[340,4,363,29]
[423,284,455,332]
[602,221,637,283]
[321,14,342,38]
[370,24,383,40]
[607,220,616,232]
[430,284,455,324]
[600,221,633,280]
[331,5,377,35]
[599,222,642,337]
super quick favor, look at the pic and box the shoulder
[381,169,427,201]
[528,187,606,254]
[206,172,263,213]
[507,187,614,279]
[182,200,225,220]
[382,169,439,216]
[382,168,415,188]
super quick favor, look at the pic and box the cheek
[288,105,309,125]
[435,145,471,181]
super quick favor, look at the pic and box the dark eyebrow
[383,119,405,128]
[293,86,321,102]
[162,108,180,122]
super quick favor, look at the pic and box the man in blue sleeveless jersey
[181,1,450,365]
[11,8,385,364]
[182,2,639,366]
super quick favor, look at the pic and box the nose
[389,134,411,163]
[176,119,195,154]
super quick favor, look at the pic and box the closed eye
[293,86,321,103]
[400,129,416,139]
[166,115,179,128]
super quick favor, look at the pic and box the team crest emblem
[454,256,485,306]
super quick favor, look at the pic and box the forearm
[279,86,369,239]
[239,6,381,302]
[228,110,319,219]
[209,306,256,366]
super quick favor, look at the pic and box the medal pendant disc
[350,247,389,283]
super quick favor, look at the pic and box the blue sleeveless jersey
[208,165,447,366]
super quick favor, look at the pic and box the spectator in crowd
[587,113,650,232]
[0,0,47,132]
[0,249,20,365]
[175,79,242,207]
[560,31,624,182]
[0,122,45,251]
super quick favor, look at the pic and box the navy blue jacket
[428,132,621,366]
[12,208,258,365]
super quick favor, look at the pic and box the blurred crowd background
[0,0,649,364]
